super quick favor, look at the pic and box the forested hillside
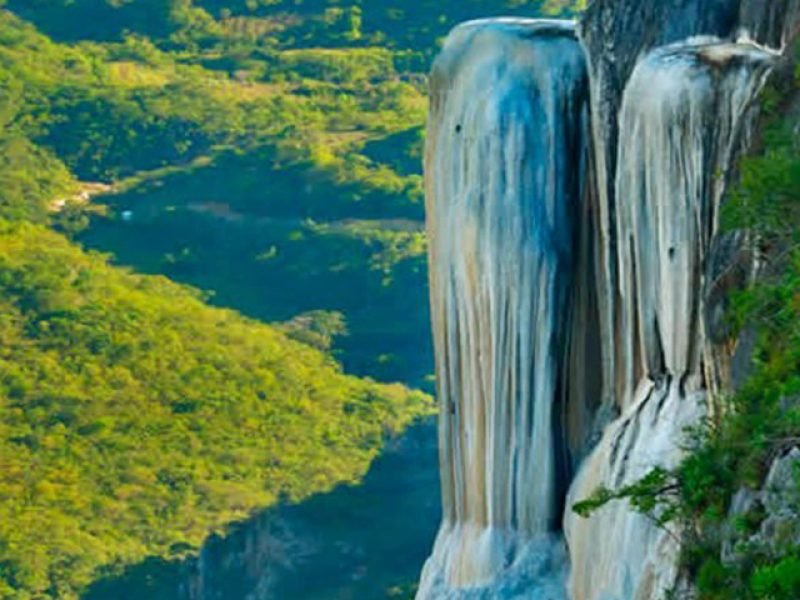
[1,0,582,388]
[0,220,430,598]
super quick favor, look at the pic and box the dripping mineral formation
[565,40,775,600]
[418,2,797,599]
[418,19,587,598]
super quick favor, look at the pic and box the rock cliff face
[567,2,792,597]
[418,2,798,599]
[180,423,441,600]
[724,446,800,567]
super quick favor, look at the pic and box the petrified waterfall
[565,39,775,600]
[610,41,775,409]
[419,3,791,599]
[418,19,586,598]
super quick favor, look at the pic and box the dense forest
[0,1,582,598]
[0,220,431,597]
[0,0,579,390]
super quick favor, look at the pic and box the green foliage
[75,147,431,385]
[721,126,800,253]
[572,467,682,529]
[0,8,426,196]
[695,558,735,599]
[9,0,583,55]
[280,309,348,351]
[0,6,431,387]
[750,556,800,600]
[386,582,419,599]
[0,136,76,222]
[0,220,432,598]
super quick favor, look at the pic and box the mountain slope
[0,220,431,599]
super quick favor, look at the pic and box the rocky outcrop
[703,230,759,397]
[724,447,800,567]
[565,2,787,596]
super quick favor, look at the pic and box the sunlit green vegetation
[0,4,437,597]
[0,0,582,388]
[0,4,431,383]
[0,219,432,599]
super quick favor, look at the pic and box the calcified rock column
[565,39,775,600]
[577,0,799,415]
[418,19,587,598]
